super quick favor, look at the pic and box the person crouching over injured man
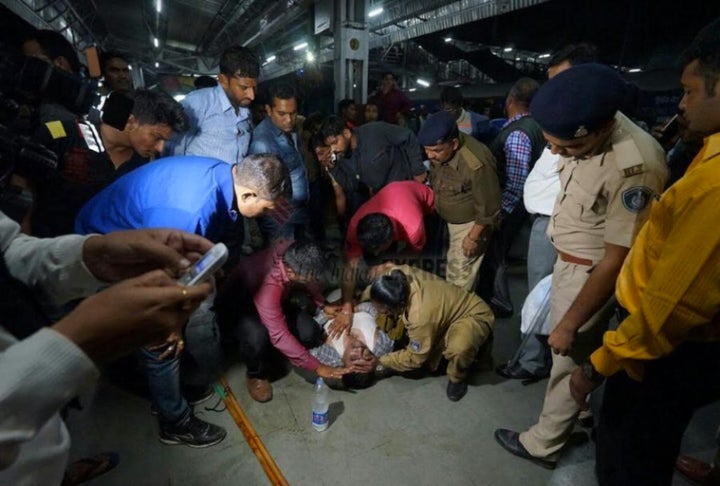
[310,303,395,389]
[361,265,495,401]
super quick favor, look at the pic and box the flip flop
[62,452,119,486]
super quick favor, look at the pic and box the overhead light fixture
[353,83,357,88]
[266,55,276,63]
[408,88,417,92]
[416,78,430,87]
[538,53,550,59]
[173,94,186,102]
[503,47,513,52]
[454,84,462,88]
[515,57,520,61]
[293,42,308,51]
[306,51,314,62]
[444,37,452,43]
[155,61,159,68]
[153,37,159,48]
[156,0,162,13]
[128,65,132,71]
[368,7,383,17]
[628,68,642,73]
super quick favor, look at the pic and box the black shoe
[495,362,547,384]
[494,429,556,470]
[446,380,468,401]
[184,385,214,406]
[159,415,227,448]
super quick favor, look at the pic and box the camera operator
[23,89,187,237]
[0,209,213,485]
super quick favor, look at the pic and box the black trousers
[228,304,323,378]
[596,340,720,486]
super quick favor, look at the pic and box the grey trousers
[518,215,556,375]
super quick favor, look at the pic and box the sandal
[62,452,119,486]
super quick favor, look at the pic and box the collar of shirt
[213,163,239,222]
[215,84,249,122]
[502,112,529,129]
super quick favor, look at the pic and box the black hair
[310,131,328,150]
[219,45,260,78]
[342,372,375,389]
[508,77,540,108]
[100,51,130,74]
[25,29,81,73]
[679,17,720,96]
[234,153,292,200]
[381,71,396,81]
[548,43,599,69]
[440,86,464,106]
[282,240,328,280]
[370,269,410,312]
[338,98,355,113]
[194,75,218,89]
[357,213,393,252]
[129,89,188,133]
[268,83,297,105]
[320,115,350,140]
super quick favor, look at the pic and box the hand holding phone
[177,243,229,286]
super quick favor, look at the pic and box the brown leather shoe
[245,377,273,403]
[675,454,719,485]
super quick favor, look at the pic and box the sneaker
[159,415,227,448]
[446,380,468,401]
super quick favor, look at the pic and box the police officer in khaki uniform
[417,111,502,291]
[494,63,669,469]
[363,265,494,401]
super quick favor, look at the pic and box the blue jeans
[140,301,222,425]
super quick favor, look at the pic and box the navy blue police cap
[417,110,459,146]
[530,63,628,140]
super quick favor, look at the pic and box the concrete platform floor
[66,262,719,485]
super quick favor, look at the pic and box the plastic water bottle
[311,377,329,431]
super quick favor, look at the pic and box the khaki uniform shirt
[376,265,494,372]
[549,113,668,262]
[429,134,502,225]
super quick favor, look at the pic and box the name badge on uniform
[623,165,644,177]
[622,186,653,212]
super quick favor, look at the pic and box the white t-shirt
[324,311,378,357]
[523,147,561,216]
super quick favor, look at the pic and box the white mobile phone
[177,243,229,286]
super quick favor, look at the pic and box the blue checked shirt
[166,85,251,164]
[501,113,533,214]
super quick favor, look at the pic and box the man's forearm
[340,258,360,308]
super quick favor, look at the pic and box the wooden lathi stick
[215,376,289,486]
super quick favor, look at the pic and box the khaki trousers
[519,259,616,459]
[446,221,484,291]
[442,314,493,382]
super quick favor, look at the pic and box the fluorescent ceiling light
[444,37,452,43]
[293,42,308,51]
[408,88,417,92]
[628,68,642,73]
[503,47,513,52]
[155,61,159,68]
[454,84,462,88]
[156,0,161,13]
[153,37,159,48]
[416,78,430,87]
[173,94,186,102]
[266,55,276,63]
[538,53,550,58]
[128,65,132,70]
[306,51,315,61]
[368,7,383,17]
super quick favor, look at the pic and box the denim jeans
[140,299,221,425]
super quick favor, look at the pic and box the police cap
[530,63,627,140]
[417,110,459,146]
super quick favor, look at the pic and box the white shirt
[523,147,561,216]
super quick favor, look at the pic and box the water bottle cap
[316,377,324,386]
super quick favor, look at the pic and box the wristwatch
[581,360,604,383]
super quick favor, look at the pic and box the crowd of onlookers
[1,15,720,486]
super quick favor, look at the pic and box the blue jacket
[249,118,309,205]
